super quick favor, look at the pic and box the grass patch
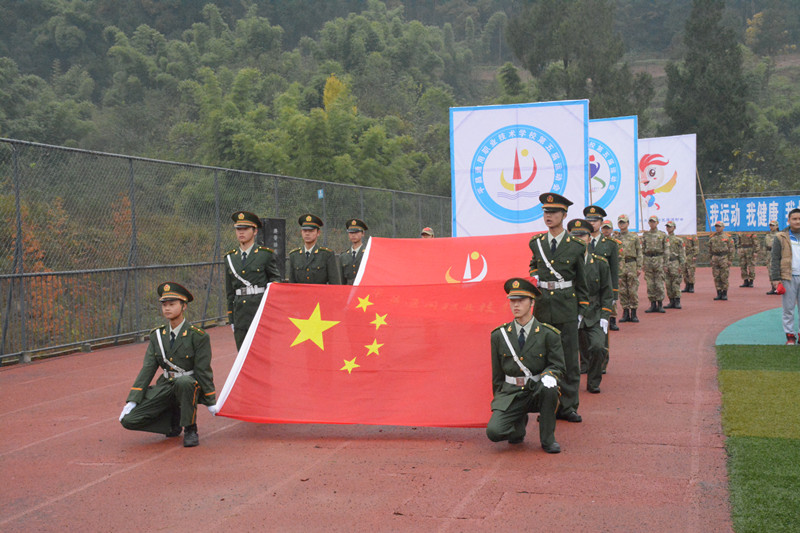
[718,345,800,533]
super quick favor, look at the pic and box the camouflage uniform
[642,227,667,311]
[664,231,685,307]
[681,235,699,292]
[709,229,735,300]
[617,229,643,320]
[737,232,758,287]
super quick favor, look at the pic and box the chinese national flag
[215,282,509,427]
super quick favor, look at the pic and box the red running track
[0,267,777,532]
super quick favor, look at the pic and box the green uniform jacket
[708,232,735,259]
[683,235,699,262]
[665,234,686,264]
[582,254,614,327]
[288,244,343,284]
[340,244,366,285]
[528,232,589,324]
[642,229,667,257]
[225,246,281,328]
[618,230,643,269]
[126,323,216,405]
[490,318,565,411]
[592,235,619,296]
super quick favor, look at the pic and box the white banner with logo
[450,100,589,236]
[637,134,697,235]
[588,116,640,231]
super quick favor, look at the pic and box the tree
[664,0,750,190]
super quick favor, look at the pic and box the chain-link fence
[0,138,451,364]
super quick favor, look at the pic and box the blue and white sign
[589,116,639,231]
[451,100,589,236]
[705,196,800,231]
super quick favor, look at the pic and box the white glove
[577,315,583,327]
[600,318,608,334]
[119,401,136,421]
[207,404,217,415]
[230,324,235,332]
[531,275,539,283]
[541,374,557,388]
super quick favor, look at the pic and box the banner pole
[696,167,709,232]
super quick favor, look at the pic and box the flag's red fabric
[216,281,511,427]
[356,232,537,285]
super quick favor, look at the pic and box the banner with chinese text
[704,196,800,231]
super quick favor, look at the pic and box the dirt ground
[0,267,777,532]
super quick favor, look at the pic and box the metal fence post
[392,192,397,237]
[202,169,221,325]
[130,160,140,333]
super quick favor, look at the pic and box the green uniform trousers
[121,376,199,434]
[486,383,559,446]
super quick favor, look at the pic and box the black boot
[688,283,694,293]
[714,290,722,300]
[619,309,631,322]
[721,290,728,301]
[749,280,754,287]
[767,287,777,295]
[609,316,619,331]
[664,297,676,309]
[681,283,690,293]
[644,301,657,313]
[657,300,666,313]
[183,424,199,447]
[674,297,681,309]
[740,280,749,287]
[630,308,639,322]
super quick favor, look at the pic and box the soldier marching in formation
[642,215,667,313]
[225,211,282,350]
[288,214,343,285]
[616,214,642,323]
[663,221,686,309]
[766,220,780,294]
[340,218,368,285]
[709,221,735,300]
[738,231,758,288]
[681,233,699,293]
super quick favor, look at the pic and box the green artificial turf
[718,345,800,533]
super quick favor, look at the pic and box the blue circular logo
[470,125,567,223]
[588,137,621,209]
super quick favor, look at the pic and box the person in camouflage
[765,220,780,294]
[663,221,686,309]
[642,215,667,313]
[709,221,735,300]
[616,214,643,323]
[681,234,699,293]
[737,231,758,287]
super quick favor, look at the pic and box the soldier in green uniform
[583,206,619,330]
[119,282,216,447]
[288,214,343,284]
[642,215,667,313]
[766,220,780,294]
[738,231,758,287]
[486,278,564,453]
[225,211,282,350]
[681,234,699,293]
[709,221,735,300]
[616,214,643,323]
[663,221,686,309]
[340,218,368,285]
[570,219,613,394]
[528,193,588,423]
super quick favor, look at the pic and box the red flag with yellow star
[215,281,508,427]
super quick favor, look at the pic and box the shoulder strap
[536,238,565,283]
[500,327,534,380]
[155,329,184,373]
[226,254,252,287]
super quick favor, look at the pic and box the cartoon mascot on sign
[639,153,677,217]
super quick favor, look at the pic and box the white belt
[505,374,541,386]
[236,286,265,296]
[538,280,573,290]
[163,369,194,379]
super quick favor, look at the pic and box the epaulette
[614,238,622,244]
[289,247,301,254]
[319,246,333,252]
[149,326,161,333]
[542,323,561,335]
[257,246,275,253]
[224,248,237,255]
[190,325,206,335]
[572,237,587,248]
[592,253,609,264]
[491,324,506,333]
[531,233,546,242]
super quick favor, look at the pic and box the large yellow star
[364,339,383,356]
[340,357,360,374]
[356,295,373,312]
[371,313,388,331]
[289,303,339,350]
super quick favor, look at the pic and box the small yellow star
[289,303,340,350]
[356,295,373,312]
[340,357,360,374]
[371,313,388,330]
[364,339,383,356]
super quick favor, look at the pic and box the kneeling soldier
[119,282,216,447]
[486,278,565,453]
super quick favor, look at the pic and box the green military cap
[157,282,193,303]
[539,193,573,213]
[583,205,607,220]
[665,220,676,228]
[648,215,659,223]
[504,277,541,299]
[618,214,630,223]
[567,218,592,236]
[231,211,262,229]
[346,219,368,232]
[601,219,613,229]
[299,213,324,229]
